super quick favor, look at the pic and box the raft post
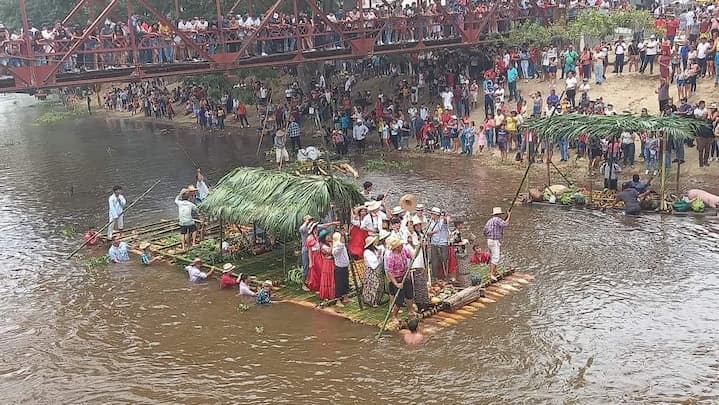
[659,132,667,211]
[344,229,363,310]
[675,161,681,195]
[218,217,224,256]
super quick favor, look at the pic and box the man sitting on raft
[623,174,653,194]
[611,183,652,215]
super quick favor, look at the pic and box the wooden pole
[219,218,224,256]
[659,132,667,211]
[67,179,162,259]
[256,92,273,157]
[675,161,681,195]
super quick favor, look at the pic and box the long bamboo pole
[255,91,273,157]
[659,132,667,211]
[67,179,162,259]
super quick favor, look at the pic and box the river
[1,94,718,404]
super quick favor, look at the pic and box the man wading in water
[483,207,510,282]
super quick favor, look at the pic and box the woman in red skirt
[305,223,323,291]
[348,206,368,258]
[318,230,336,300]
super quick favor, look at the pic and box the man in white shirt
[640,35,658,75]
[696,37,711,76]
[694,100,707,119]
[108,185,126,238]
[360,201,387,234]
[185,257,214,283]
[565,71,578,109]
[614,37,626,74]
[419,104,429,121]
[353,120,368,154]
[440,88,453,110]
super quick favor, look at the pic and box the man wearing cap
[426,207,449,280]
[185,257,213,283]
[274,128,289,169]
[219,263,239,289]
[483,207,511,282]
[175,187,199,251]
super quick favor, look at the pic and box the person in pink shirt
[384,236,415,324]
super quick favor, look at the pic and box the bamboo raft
[96,220,533,334]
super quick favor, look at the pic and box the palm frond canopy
[199,167,365,237]
[524,114,709,142]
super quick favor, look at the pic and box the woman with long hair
[318,230,336,300]
[305,222,322,291]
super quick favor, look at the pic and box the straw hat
[366,200,382,211]
[307,221,318,234]
[222,263,236,273]
[263,280,273,287]
[710,102,718,109]
[429,207,441,215]
[364,235,378,248]
[191,257,202,264]
[492,207,504,216]
[276,129,286,136]
[412,215,426,224]
[139,242,150,250]
[303,214,313,222]
[332,232,342,244]
[378,229,391,241]
[416,204,425,211]
[385,235,403,250]
[391,206,404,216]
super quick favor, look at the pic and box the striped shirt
[483,216,508,241]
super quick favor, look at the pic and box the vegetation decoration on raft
[199,167,365,238]
[77,255,110,269]
[524,114,709,142]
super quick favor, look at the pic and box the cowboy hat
[307,221,319,234]
[429,207,442,215]
[191,257,202,264]
[412,215,426,224]
[364,235,378,248]
[391,206,404,216]
[492,207,504,215]
[303,214,313,222]
[378,229,391,241]
[185,185,197,192]
[276,129,286,136]
[366,200,382,211]
[385,235,403,250]
[139,242,150,250]
[710,102,718,109]
[263,280,273,287]
[222,263,236,273]
[416,204,425,210]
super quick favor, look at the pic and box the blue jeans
[508,81,517,100]
[485,129,495,148]
[559,139,569,161]
[645,150,657,171]
[673,138,685,161]
[302,249,310,279]
[594,63,604,84]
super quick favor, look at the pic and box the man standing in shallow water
[108,185,126,239]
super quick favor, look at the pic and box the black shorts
[590,148,602,159]
[180,224,197,234]
[389,275,415,302]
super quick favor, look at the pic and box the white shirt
[697,42,711,59]
[186,265,207,282]
[360,212,387,232]
[108,193,126,220]
[615,42,625,55]
[363,246,385,270]
[420,107,428,120]
[196,180,210,200]
[694,107,707,119]
[646,40,658,56]
[239,281,255,296]
[353,124,368,141]
[565,77,577,90]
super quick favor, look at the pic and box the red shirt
[237,103,246,115]
[666,19,679,36]
[83,231,98,246]
[655,18,666,30]
[220,273,239,289]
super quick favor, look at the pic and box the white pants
[108,215,124,238]
[487,239,501,265]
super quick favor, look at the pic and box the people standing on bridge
[108,186,126,239]
[483,207,510,282]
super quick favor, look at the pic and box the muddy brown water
[1,94,719,404]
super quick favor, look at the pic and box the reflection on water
[1,94,718,403]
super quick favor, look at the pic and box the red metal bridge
[1,0,531,93]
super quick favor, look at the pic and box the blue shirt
[680,45,689,59]
[340,115,351,129]
[140,252,152,265]
[256,289,272,305]
[428,218,449,246]
[507,68,518,83]
[547,94,559,107]
[108,242,130,263]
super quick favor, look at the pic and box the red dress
[447,248,458,275]
[318,244,336,300]
[348,225,368,258]
[306,235,322,291]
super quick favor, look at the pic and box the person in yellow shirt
[158,22,173,63]
[560,97,570,113]
[505,111,517,151]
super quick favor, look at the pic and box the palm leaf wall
[525,114,709,142]
[199,167,365,238]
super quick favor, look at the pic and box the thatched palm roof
[199,167,365,237]
[524,114,709,142]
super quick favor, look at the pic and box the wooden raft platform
[96,220,534,334]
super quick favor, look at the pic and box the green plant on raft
[77,255,110,269]
[184,239,222,264]
[285,266,304,286]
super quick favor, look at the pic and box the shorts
[548,66,557,73]
[180,224,197,234]
[590,148,602,159]
[487,239,501,265]
[110,215,124,230]
[676,79,685,87]
[389,275,415,303]
[498,141,507,152]
[275,147,289,163]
